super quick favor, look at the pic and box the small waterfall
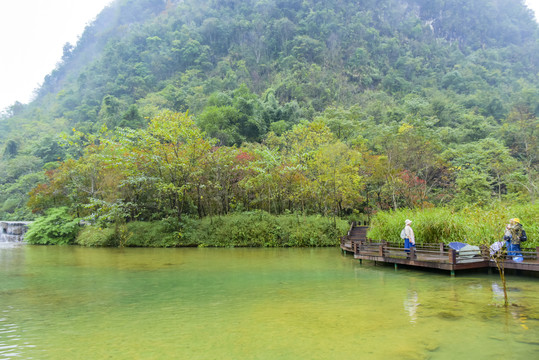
[0,222,31,243]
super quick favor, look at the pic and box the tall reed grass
[367,204,538,247]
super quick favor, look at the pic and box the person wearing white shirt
[403,219,415,252]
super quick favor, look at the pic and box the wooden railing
[352,240,539,265]
[339,222,356,250]
[341,225,539,273]
[365,242,488,262]
[499,246,539,262]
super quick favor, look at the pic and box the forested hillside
[0,0,537,229]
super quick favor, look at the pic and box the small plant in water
[489,244,509,307]
[478,214,510,307]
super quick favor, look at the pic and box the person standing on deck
[403,219,415,252]
[504,218,527,261]
[503,219,513,249]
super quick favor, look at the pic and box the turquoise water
[0,245,538,359]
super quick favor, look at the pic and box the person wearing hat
[503,218,527,261]
[502,218,514,252]
[403,219,415,252]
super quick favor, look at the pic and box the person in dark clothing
[503,218,527,262]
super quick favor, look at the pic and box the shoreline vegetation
[23,204,537,248]
[25,210,350,248]
[367,203,538,248]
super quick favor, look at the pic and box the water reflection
[404,289,420,324]
[492,282,505,303]
[0,306,36,359]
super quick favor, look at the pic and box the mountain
[0,0,537,221]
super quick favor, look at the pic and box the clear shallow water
[0,246,538,359]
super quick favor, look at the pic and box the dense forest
[0,0,537,245]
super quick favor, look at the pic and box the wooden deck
[341,224,539,275]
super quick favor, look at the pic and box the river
[0,245,538,359]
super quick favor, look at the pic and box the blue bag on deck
[448,242,467,251]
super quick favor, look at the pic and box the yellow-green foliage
[368,204,538,246]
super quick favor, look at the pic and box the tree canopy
[0,0,537,222]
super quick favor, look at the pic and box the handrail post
[536,247,539,261]
[449,249,456,264]
[439,242,444,256]
[410,246,416,260]
[379,241,384,257]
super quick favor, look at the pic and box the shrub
[124,220,181,247]
[25,207,80,245]
[72,212,348,248]
[76,219,182,247]
[76,226,117,247]
[181,211,348,247]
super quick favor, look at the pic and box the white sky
[0,0,538,112]
[0,0,112,111]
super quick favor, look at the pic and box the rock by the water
[0,222,31,243]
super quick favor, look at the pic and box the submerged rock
[437,311,462,320]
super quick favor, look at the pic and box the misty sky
[0,0,538,112]
[0,0,112,111]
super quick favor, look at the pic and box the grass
[367,203,538,247]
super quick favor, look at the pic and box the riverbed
[1,245,538,359]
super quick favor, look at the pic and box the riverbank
[25,210,349,247]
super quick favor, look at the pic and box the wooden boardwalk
[341,224,539,275]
